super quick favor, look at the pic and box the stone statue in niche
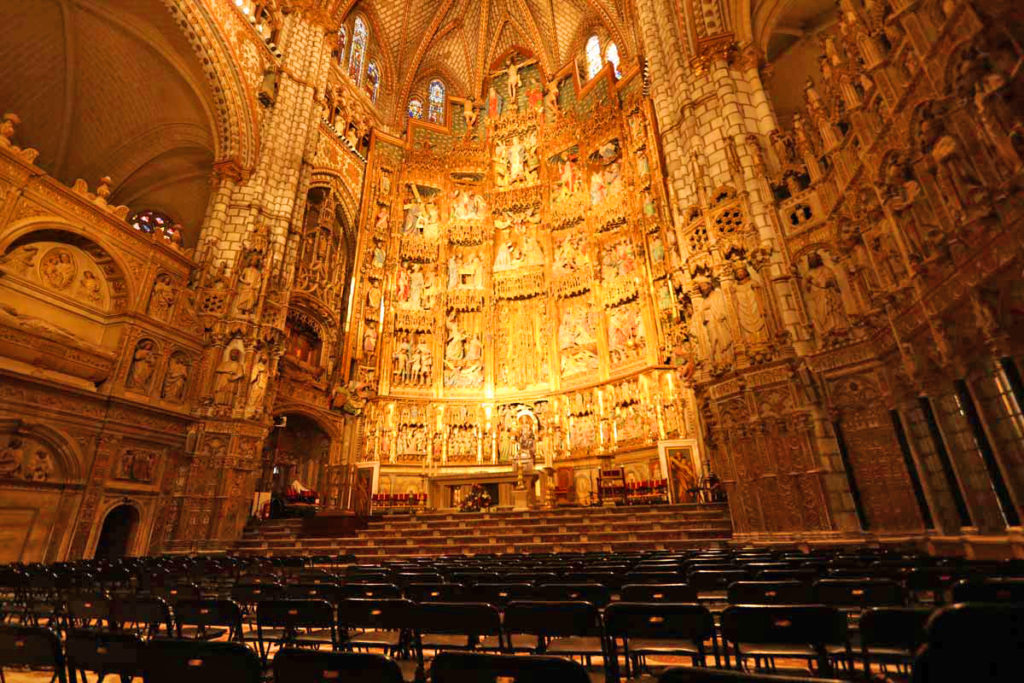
[367,281,382,309]
[487,86,502,119]
[590,140,624,206]
[558,307,599,376]
[544,78,560,114]
[148,273,176,319]
[371,245,386,269]
[78,271,102,304]
[731,261,770,347]
[161,352,189,402]
[693,276,733,369]
[126,340,157,391]
[804,252,851,340]
[213,347,245,405]
[234,250,262,316]
[246,353,270,418]
[40,248,76,290]
[0,436,24,477]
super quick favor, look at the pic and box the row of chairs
[3,602,1022,682]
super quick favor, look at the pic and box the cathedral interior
[0,0,1023,676]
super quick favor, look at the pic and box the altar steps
[236,503,731,560]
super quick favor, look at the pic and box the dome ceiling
[0,0,216,244]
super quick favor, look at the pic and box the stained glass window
[349,17,367,84]
[338,26,347,65]
[427,80,446,124]
[408,98,424,119]
[129,209,178,242]
[585,35,602,80]
[366,62,380,102]
[605,42,621,79]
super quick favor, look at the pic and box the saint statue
[804,253,850,338]
[694,277,733,368]
[732,262,770,345]
[213,348,245,405]
[246,354,269,417]
[161,354,189,401]
[234,253,262,316]
[126,340,156,390]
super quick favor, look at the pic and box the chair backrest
[689,570,750,592]
[337,598,414,631]
[0,624,67,682]
[465,583,534,607]
[813,578,905,608]
[66,594,113,629]
[625,571,683,584]
[155,583,201,604]
[562,572,620,589]
[449,571,501,585]
[65,629,144,677]
[429,651,590,683]
[756,568,821,583]
[503,601,600,638]
[619,583,697,603]
[111,597,174,637]
[395,572,444,586]
[273,648,404,683]
[657,666,845,682]
[534,583,611,607]
[913,604,1024,683]
[406,582,465,602]
[858,607,931,650]
[951,578,1024,603]
[230,581,285,605]
[721,605,847,647]
[141,638,261,683]
[257,599,336,630]
[173,599,243,640]
[338,582,402,599]
[604,602,715,641]
[285,582,343,603]
[728,581,814,605]
[411,602,502,636]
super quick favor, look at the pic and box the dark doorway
[94,504,138,560]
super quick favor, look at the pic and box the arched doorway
[263,413,332,502]
[94,504,139,560]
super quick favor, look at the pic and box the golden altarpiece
[346,59,702,507]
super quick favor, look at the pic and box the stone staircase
[236,504,732,561]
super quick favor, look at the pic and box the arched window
[366,62,380,102]
[427,80,446,124]
[408,98,424,119]
[585,35,602,80]
[337,25,347,65]
[605,42,621,79]
[349,17,368,84]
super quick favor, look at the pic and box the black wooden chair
[338,583,402,600]
[912,603,1024,683]
[620,583,698,603]
[273,648,405,683]
[534,583,611,607]
[657,666,845,682]
[65,594,113,632]
[173,599,244,642]
[405,583,465,603]
[336,597,413,656]
[604,602,718,679]
[255,599,339,664]
[727,581,814,605]
[464,583,533,608]
[503,600,606,665]
[951,577,1024,603]
[857,607,931,677]
[429,651,590,683]
[812,579,905,610]
[0,624,67,683]
[410,602,503,676]
[141,638,261,683]
[110,597,173,639]
[720,605,847,675]
[65,629,144,683]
